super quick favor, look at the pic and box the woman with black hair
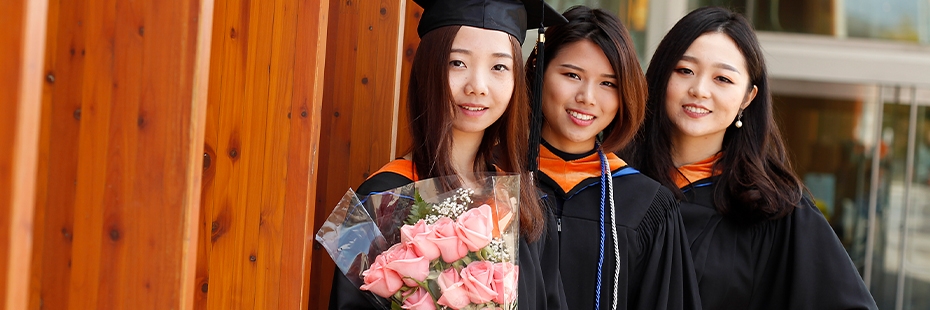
[624,6,877,309]
[527,6,700,310]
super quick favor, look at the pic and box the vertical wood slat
[203,0,250,306]
[29,0,84,308]
[194,0,230,306]
[0,0,49,308]
[197,0,329,308]
[394,0,421,156]
[27,0,214,308]
[236,0,276,305]
[184,0,217,308]
[310,0,407,308]
[278,0,330,307]
[252,0,297,307]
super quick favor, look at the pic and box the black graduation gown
[681,176,877,310]
[328,163,569,309]
[537,145,701,310]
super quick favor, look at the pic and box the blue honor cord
[594,146,608,309]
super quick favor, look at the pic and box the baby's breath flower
[424,187,477,224]
[484,238,509,262]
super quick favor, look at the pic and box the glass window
[772,80,877,265]
[901,88,930,310]
[689,0,929,44]
[774,81,930,309]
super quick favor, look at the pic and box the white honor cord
[608,167,619,310]
[599,150,620,310]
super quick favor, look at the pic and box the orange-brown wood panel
[1,0,48,308]
[394,0,421,156]
[202,0,250,307]
[309,0,361,306]
[236,0,276,306]
[252,0,298,307]
[33,0,213,308]
[195,0,229,307]
[310,0,407,308]
[278,0,329,308]
[197,0,329,308]
[29,0,84,308]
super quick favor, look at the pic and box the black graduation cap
[413,0,566,44]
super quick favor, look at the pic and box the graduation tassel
[527,23,545,174]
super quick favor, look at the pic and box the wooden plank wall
[195,0,329,308]
[1,0,48,308]
[27,0,214,308]
[9,0,406,308]
[308,0,417,307]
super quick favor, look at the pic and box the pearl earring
[735,110,744,128]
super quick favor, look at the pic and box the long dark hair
[624,6,804,222]
[527,6,647,154]
[408,26,545,240]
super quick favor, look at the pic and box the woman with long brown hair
[328,0,568,309]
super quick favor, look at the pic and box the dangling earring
[735,110,744,128]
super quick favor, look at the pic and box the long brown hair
[624,7,805,223]
[526,6,647,154]
[408,26,545,241]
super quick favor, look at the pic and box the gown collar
[673,152,722,189]
[539,143,627,194]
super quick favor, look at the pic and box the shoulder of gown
[682,182,876,310]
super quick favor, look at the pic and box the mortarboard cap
[413,0,567,44]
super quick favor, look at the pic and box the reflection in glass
[773,85,874,268]
[873,96,909,310]
[773,82,930,309]
[689,0,929,44]
[903,96,930,309]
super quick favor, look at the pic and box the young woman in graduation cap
[525,6,701,310]
[623,6,877,309]
[328,0,569,309]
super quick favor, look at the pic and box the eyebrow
[559,63,617,79]
[680,55,740,74]
[450,48,513,59]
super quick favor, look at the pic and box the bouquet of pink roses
[316,173,520,310]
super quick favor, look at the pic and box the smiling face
[665,32,757,148]
[540,39,620,154]
[447,26,515,136]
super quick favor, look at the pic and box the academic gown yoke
[537,148,701,310]
[681,176,877,310]
[328,161,568,310]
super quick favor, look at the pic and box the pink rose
[456,204,494,251]
[491,262,519,304]
[359,254,404,298]
[401,220,441,261]
[381,243,430,287]
[460,261,497,304]
[437,268,470,309]
[402,287,436,310]
[428,218,468,263]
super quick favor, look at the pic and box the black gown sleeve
[767,198,877,310]
[537,206,569,310]
[631,186,703,310]
[327,172,413,310]
[683,181,876,310]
